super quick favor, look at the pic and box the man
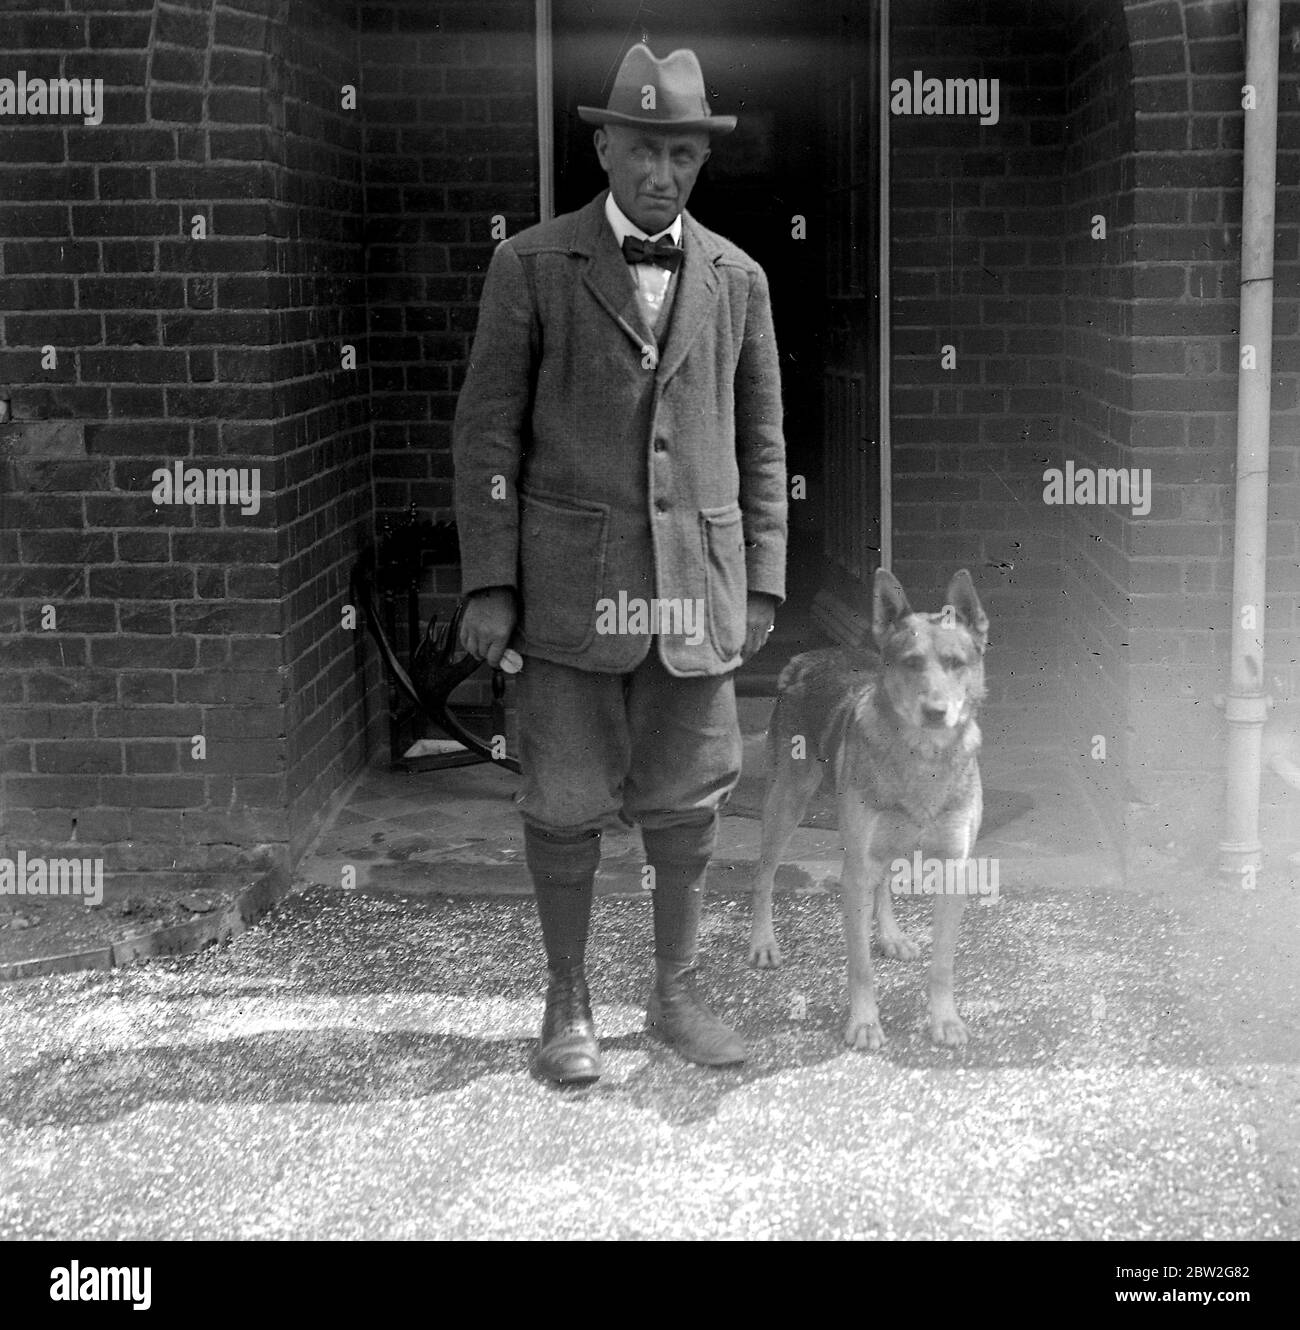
[453,43,787,1085]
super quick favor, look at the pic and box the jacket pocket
[518,488,609,652]
[700,501,747,660]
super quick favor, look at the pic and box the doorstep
[295,725,1123,900]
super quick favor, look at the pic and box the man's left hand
[741,592,778,662]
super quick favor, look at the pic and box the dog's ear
[872,568,913,648]
[944,569,988,652]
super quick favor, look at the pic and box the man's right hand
[459,587,517,668]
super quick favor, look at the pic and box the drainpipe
[1218,0,1279,878]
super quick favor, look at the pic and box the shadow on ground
[0,880,1217,1129]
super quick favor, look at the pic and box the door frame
[535,0,555,222]
[877,0,891,571]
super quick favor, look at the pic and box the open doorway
[549,0,884,664]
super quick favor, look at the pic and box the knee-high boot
[642,816,746,1066]
[524,824,602,1084]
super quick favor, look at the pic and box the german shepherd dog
[748,569,988,1050]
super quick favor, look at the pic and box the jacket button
[654,499,667,514]
[653,439,666,453]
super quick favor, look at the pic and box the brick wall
[1060,0,1138,820]
[0,0,370,882]
[357,0,537,709]
[1,0,266,884]
[1277,0,1300,707]
[891,0,1300,841]
[889,0,1069,733]
[1060,0,1298,807]
[1120,0,1249,792]
[273,3,370,861]
[359,0,536,534]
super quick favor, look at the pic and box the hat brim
[577,106,736,134]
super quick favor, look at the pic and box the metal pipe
[1218,0,1280,877]
[535,0,554,222]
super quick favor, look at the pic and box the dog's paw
[843,1016,886,1051]
[747,934,783,969]
[928,1010,969,1048]
[876,929,920,961]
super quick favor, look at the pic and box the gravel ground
[0,880,1295,1240]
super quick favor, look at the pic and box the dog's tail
[764,649,878,770]
[764,654,819,768]
[775,653,810,694]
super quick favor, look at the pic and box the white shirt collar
[605,192,682,247]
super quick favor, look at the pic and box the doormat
[724,774,1034,837]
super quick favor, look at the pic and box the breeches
[515,647,743,835]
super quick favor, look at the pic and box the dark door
[550,0,828,493]
[549,2,884,641]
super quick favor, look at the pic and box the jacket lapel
[577,193,655,355]
[656,210,719,386]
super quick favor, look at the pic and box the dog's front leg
[748,758,820,969]
[874,868,920,960]
[928,891,969,1046]
[838,791,886,1050]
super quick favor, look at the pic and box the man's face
[594,125,711,234]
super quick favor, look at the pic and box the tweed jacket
[452,190,787,677]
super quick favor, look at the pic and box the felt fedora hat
[578,43,736,135]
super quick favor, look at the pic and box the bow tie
[621,234,684,272]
